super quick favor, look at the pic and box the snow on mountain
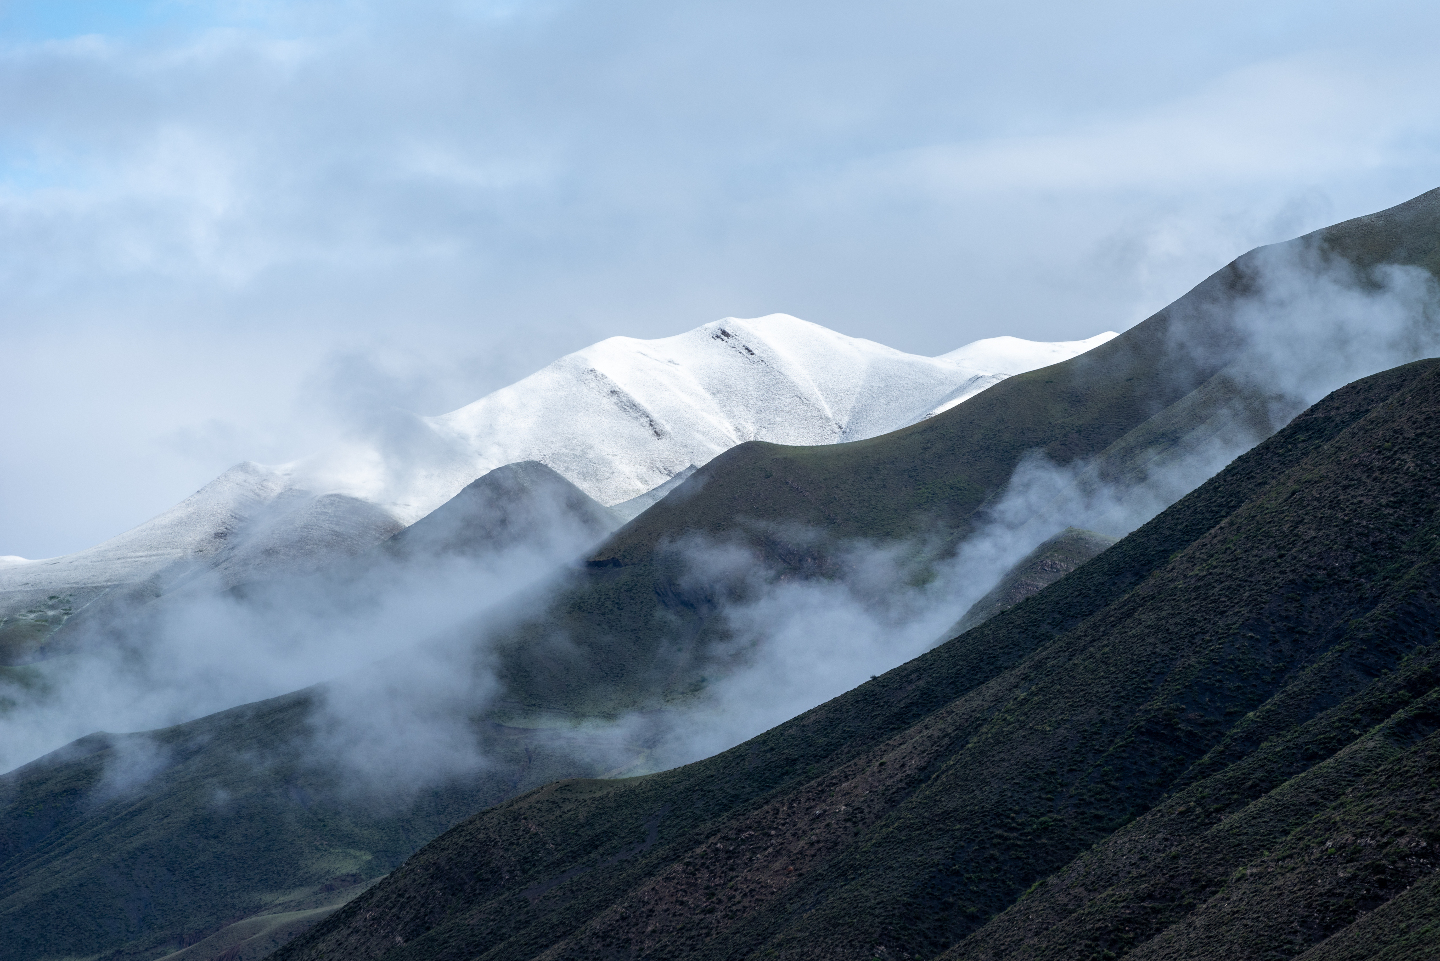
[0,315,1115,618]
[0,463,285,616]
[284,315,1115,522]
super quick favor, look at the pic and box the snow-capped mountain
[280,315,1114,520]
[0,315,1114,619]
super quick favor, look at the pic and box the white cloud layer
[1,0,1439,556]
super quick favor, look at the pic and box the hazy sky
[2,0,1438,558]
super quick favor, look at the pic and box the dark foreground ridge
[278,359,1440,961]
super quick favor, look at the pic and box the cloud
[1224,241,1440,406]
[873,56,1436,196]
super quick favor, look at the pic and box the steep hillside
[275,358,1440,961]
[0,464,647,961]
[0,692,630,961]
[0,467,407,666]
[383,461,619,560]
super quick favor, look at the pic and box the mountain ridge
[0,319,1114,628]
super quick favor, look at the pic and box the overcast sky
[1,0,1438,558]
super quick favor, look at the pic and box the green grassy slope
[0,596,73,666]
[275,358,1440,961]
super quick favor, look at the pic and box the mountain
[1,188,1436,961]
[476,187,1440,720]
[275,356,1440,961]
[0,465,644,961]
[0,691,613,961]
[0,318,1114,645]
[399,319,1115,518]
[382,461,620,561]
[0,466,407,665]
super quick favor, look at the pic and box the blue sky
[0,0,219,40]
[1,0,1439,556]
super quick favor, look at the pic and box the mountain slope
[382,461,619,561]
[411,319,1115,517]
[478,187,1440,719]
[273,358,1440,961]
[0,692,627,961]
[0,466,406,665]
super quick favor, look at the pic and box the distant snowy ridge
[0,315,1114,614]
[280,315,1115,522]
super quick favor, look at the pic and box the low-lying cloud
[0,488,603,777]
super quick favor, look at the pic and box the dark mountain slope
[1319,184,1440,276]
[483,187,1440,718]
[0,690,640,961]
[274,359,1440,961]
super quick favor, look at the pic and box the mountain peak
[1,315,1113,624]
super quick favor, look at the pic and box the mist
[0,481,607,776]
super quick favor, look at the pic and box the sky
[1,0,1438,558]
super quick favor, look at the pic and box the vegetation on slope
[0,466,634,961]
[0,595,72,667]
[277,358,1440,961]
[0,692,642,961]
